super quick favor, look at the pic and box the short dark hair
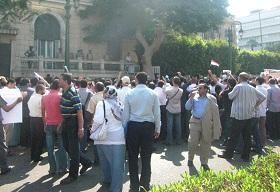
[104,80,112,87]
[61,73,72,85]
[269,78,276,85]
[50,79,60,90]
[30,78,38,87]
[172,76,181,85]
[80,79,88,88]
[20,78,30,86]
[228,78,237,88]
[7,78,15,84]
[199,83,209,90]
[35,84,45,93]
[135,72,147,84]
[256,76,265,85]
[95,82,105,92]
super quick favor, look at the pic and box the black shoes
[187,160,194,167]
[201,164,210,171]
[80,163,92,175]
[218,154,233,160]
[0,167,11,175]
[32,156,43,163]
[60,176,77,185]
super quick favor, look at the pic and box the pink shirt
[42,90,62,125]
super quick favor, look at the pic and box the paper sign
[0,87,22,124]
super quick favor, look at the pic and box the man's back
[123,84,160,132]
[267,85,280,112]
[126,85,157,121]
[229,82,265,120]
[42,90,62,125]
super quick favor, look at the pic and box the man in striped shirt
[219,72,266,162]
[59,73,92,185]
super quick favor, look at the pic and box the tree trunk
[142,52,154,79]
[135,26,164,80]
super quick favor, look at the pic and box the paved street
[0,140,279,192]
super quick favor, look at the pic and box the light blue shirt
[122,84,161,133]
[185,95,208,119]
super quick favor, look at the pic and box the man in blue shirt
[185,83,221,171]
[122,72,161,192]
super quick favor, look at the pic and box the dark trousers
[159,105,167,140]
[127,121,155,191]
[266,111,280,140]
[30,117,44,161]
[20,116,31,147]
[224,118,252,159]
[62,116,91,178]
[0,123,8,169]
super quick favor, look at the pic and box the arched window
[34,14,60,58]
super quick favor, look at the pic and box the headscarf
[104,86,122,120]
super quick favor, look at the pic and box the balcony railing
[15,57,148,78]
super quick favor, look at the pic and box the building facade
[199,17,239,45]
[0,0,148,79]
[238,7,280,50]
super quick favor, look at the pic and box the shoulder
[207,94,217,103]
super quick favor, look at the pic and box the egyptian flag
[210,60,220,67]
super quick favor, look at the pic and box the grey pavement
[0,140,279,192]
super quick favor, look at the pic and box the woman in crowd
[91,86,125,192]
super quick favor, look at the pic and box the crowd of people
[0,69,280,192]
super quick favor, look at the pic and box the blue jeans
[45,125,68,174]
[97,144,125,192]
[166,111,182,144]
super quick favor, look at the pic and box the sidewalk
[0,140,279,192]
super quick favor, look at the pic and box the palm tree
[0,0,30,25]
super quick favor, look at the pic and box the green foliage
[80,0,228,43]
[152,34,280,75]
[238,49,280,74]
[150,152,280,192]
[152,34,237,75]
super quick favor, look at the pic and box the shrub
[152,34,280,75]
[150,152,280,192]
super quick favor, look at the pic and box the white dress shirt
[256,84,267,117]
[153,87,167,106]
[28,93,43,117]
[122,84,161,133]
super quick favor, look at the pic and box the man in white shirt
[28,84,46,162]
[255,77,268,147]
[154,80,167,140]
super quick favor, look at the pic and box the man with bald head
[219,72,266,162]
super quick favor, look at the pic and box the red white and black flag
[210,60,220,67]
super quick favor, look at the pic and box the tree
[80,0,228,78]
[266,42,280,53]
[0,0,30,26]
[246,39,259,51]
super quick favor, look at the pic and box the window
[34,14,61,58]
